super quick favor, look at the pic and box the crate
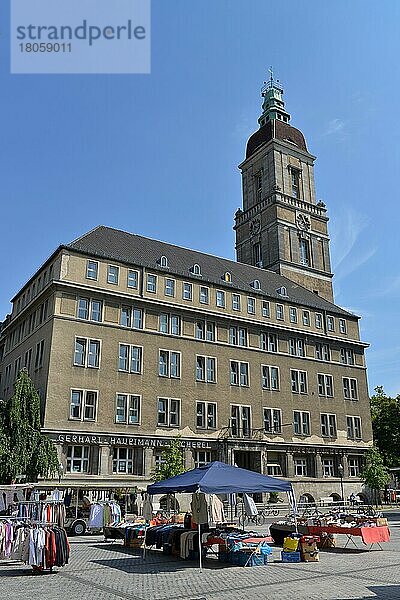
[232,551,268,567]
[281,551,301,563]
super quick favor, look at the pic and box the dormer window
[223,272,232,283]
[158,256,168,268]
[190,264,202,276]
[276,286,288,297]
[250,279,261,290]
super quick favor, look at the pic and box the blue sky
[1,0,399,395]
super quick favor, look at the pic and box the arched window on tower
[299,239,310,267]
[252,243,262,267]
[290,168,300,199]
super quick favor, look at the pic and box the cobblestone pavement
[1,514,400,600]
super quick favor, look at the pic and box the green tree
[152,437,186,482]
[361,446,390,506]
[370,386,400,467]
[0,369,59,483]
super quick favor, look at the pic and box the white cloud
[324,118,346,136]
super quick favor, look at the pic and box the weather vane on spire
[269,66,274,83]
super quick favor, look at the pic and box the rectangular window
[112,447,144,475]
[318,374,334,397]
[230,405,251,437]
[34,340,44,370]
[127,270,138,289]
[78,298,102,322]
[159,313,169,334]
[118,344,142,374]
[229,326,247,347]
[247,297,256,315]
[194,451,212,468]
[289,307,298,323]
[327,316,335,331]
[67,445,89,473]
[120,307,143,329]
[340,348,355,365]
[147,274,157,293]
[339,319,347,334]
[347,416,362,440]
[291,370,308,394]
[276,304,284,320]
[171,315,180,336]
[158,350,181,379]
[86,260,98,280]
[261,365,279,391]
[165,278,175,297]
[299,239,310,266]
[289,338,305,357]
[315,343,331,361]
[348,457,360,477]
[293,458,307,477]
[302,310,310,326]
[263,408,282,433]
[196,356,216,383]
[230,361,249,386]
[183,282,193,300]
[232,294,241,311]
[216,290,225,308]
[23,348,32,373]
[74,338,100,369]
[107,265,119,285]
[70,389,97,421]
[343,377,358,400]
[199,286,209,304]
[322,459,335,478]
[315,313,323,329]
[157,398,181,427]
[321,413,337,437]
[293,411,310,435]
[115,394,141,425]
[196,401,217,429]
[262,301,270,318]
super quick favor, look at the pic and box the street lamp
[338,463,344,504]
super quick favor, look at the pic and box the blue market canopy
[147,461,293,495]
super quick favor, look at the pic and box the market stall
[147,461,296,569]
[270,510,390,551]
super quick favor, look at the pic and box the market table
[307,525,390,550]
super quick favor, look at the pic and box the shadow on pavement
[91,556,227,574]
[365,584,400,598]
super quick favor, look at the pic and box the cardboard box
[302,550,319,562]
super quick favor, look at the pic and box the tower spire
[258,69,291,127]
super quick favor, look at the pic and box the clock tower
[234,74,334,303]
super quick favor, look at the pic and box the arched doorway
[299,493,316,505]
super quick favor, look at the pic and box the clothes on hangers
[243,493,258,517]
[142,496,153,520]
[0,519,70,570]
[88,502,121,528]
[209,495,225,524]
[191,493,208,525]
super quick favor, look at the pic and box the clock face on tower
[250,218,261,235]
[296,213,311,232]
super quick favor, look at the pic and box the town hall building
[0,76,372,501]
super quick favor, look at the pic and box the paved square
[1,514,399,600]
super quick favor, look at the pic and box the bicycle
[238,512,266,527]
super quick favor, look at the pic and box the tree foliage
[361,446,390,504]
[370,386,400,467]
[0,369,59,483]
[152,437,186,482]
